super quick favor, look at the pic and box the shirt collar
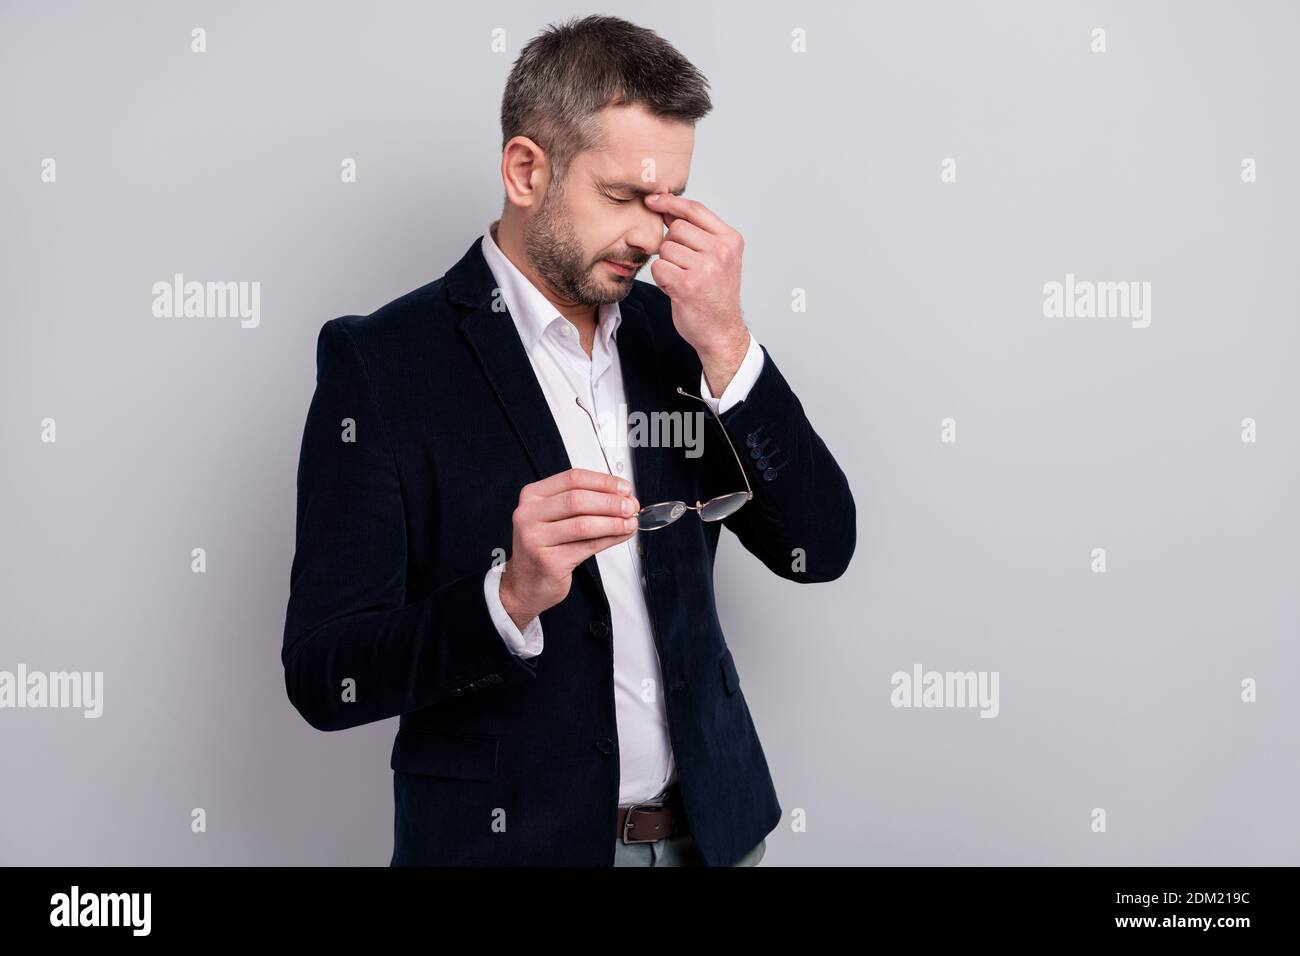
[480,219,622,355]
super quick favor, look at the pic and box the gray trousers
[613,831,767,866]
[612,786,768,866]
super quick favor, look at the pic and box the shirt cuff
[699,331,764,415]
[483,563,543,658]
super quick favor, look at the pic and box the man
[281,14,855,867]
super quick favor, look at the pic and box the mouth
[603,259,638,277]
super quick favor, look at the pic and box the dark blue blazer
[281,236,856,866]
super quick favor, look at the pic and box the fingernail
[647,193,660,203]
[625,517,637,531]
[617,479,631,495]
[621,499,633,515]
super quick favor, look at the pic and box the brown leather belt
[616,782,687,844]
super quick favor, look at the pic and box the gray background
[3,0,1297,865]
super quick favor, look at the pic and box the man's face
[523,103,693,306]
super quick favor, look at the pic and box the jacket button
[589,620,610,638]
[595,735,615,754]
[763,467,778,481]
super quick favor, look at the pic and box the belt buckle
[621,801,667,844]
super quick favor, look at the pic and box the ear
[501,136,549,209]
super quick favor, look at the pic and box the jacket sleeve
[281,318,537,732]
[707,344,857,583]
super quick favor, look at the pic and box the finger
[534,514,639,547]
[532,488,641,522]
[663,217,713,253]
[650,256,686,291]
[644,192,727,235]
[657,238,705,272]
[526,467,631,502]
[551,527,639,567]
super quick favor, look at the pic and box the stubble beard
[523,178,633,306]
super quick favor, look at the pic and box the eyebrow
[594,177,687,197]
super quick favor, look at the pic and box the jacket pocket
[390,729,501,781]
[718,646,740,696]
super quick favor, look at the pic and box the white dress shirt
[478,219,764,805]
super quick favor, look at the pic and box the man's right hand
[498,468,640,630]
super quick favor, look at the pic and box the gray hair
[500,15,713,190]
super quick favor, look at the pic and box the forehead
[581,103,694,193]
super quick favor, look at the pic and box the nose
[625,204,668,260]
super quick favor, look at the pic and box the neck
[491,217,598,351]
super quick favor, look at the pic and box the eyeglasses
[573,386,753,531]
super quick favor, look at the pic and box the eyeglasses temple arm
[675,386,753,499]
[573,396,619,478]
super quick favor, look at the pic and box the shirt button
[615,461,624,472]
